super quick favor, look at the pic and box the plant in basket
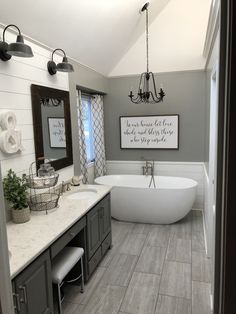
[3,169,30,223]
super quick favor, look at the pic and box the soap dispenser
[38,162,55,177]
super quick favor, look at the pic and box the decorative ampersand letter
[0,111,24,154]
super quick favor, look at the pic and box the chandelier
[128,2,165,104]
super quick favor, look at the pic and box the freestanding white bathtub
[95,175,197,224]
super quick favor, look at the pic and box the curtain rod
[76,84,106,96]
[81,92,96,99]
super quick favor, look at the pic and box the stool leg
[80,257,84,293]
[57,283,63,314]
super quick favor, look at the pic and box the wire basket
[28,173,59,189]
[28,191,60,213]
[28,160,60,214]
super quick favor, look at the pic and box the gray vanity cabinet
[100,195,111,240]
[12,250,53,314]
[87,194,111,277]
[87,204,101,259]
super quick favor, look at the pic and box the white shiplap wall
[0,26,74,181]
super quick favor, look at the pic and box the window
[81,94,94,162]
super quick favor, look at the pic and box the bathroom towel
[0,129,23,154]
[0,110,17,130]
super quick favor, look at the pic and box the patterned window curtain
[91,95,107,178]
[77,90,89,183]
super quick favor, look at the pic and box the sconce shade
[0,24,34,61]
[7,35,33,57]
[47,49,74,75]
[57,56,74,72]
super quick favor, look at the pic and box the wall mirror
[31,84,73,171]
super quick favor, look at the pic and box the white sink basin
[66,188,98,200]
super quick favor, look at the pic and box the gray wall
[68,59,108,175]
[104,70,206,161]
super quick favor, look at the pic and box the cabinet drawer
[51,217,86,259]
[88,247,102,275]
[102,232,111,256]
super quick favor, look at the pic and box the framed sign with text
[120,115,179,149]
[48,117,66,148]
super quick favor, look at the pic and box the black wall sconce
[0,24,34,61]
[47,48,74,75]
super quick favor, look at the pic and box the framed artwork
[48,117,66,148]
[120,115,179,149]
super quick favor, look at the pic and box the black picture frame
[119,114,179,150]
[47,117,66,149]
[31,84,73,171]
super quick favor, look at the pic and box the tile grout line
[153,226,170,314]
[116,223,150,314]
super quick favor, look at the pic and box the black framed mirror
[31,84,73,171]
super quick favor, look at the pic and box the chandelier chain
[146,8,149,73]
[128,2,165,104]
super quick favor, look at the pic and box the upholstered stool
[52,246,84,314]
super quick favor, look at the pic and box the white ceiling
[0,0,211,76]
[0,0,170,75]
[110,0,212,76]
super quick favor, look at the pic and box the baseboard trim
[210,293,213,311]
[202,207,209,257]
[203,163,210,257]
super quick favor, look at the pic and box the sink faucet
[60,181,71,195]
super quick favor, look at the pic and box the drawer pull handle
[19,285,27,304]
[13,293,21,312]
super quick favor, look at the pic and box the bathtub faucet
[142,160,156,188]
[142,160,154,176]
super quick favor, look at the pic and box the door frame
[214,0,236,313]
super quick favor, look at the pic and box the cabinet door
[13,250,53,314]
[87,205,101,259]
[100,196,111,241]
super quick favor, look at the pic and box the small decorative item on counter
[38,162,55,177]
[28,159,59,189]
[71,175,81,186]
[3,169,30,224]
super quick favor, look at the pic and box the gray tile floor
[60,210,212,314]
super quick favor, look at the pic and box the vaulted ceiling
[0,0,211,76]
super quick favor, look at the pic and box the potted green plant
[3,169,30,224]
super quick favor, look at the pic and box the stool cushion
[52,246,84,284]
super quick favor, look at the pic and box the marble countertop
[7,184,112,279]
